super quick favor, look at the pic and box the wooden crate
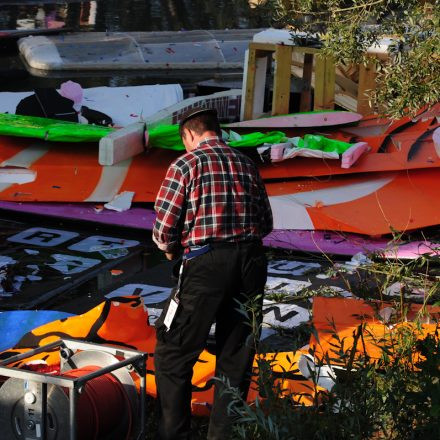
[243,42,377,119]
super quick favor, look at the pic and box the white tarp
[253,28,394,55]
[0,84,183,127]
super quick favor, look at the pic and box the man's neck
[188,131,219,151]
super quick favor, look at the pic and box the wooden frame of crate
[242,42,376,120]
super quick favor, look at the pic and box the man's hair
[179,112,221,139]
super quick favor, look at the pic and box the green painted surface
[0,113,114,142]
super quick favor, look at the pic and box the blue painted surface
[0,310,74,351]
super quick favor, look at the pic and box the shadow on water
[0,0,273,91]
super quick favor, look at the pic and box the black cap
[179,107,218,128]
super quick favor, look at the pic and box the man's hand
[165,252,176,261]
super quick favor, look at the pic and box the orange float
[2,295,438,417]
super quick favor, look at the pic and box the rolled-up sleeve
[152,164,186,252]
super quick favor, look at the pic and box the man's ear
[184,128,198,148]
[182,127,194,151]
[185,128,195,143]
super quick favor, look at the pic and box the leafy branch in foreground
[222,247,440,439]
[225,323,440,439]
[273,0,440,118]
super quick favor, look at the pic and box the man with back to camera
[152,107,273,439]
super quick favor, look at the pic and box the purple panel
[0,201,156,230]
[0,201,437,259]
[263,230,439,259]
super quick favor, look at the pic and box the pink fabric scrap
[59,80,83,106]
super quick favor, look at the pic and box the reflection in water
[0,0,272,32]
[0,1,273,91]
[0,3,67,31]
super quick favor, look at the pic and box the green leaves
[225,324,440,439]
[273,0,440,118]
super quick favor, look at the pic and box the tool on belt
[164,244,211,331]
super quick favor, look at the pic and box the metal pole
[75,355,144,386]
[140,371,146,439]
[69,387,77,440]
[41,383,47,440]
[0,340,62,366]
[64,338,142,356]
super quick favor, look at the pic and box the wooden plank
[313,56,326,110]
[252,54,269,119]
[243,47,258,120]
[300,53,314,112]
[272,44,293,116]
[243,43,275,120]
[249,42,277,52]
[314,55,335,110]
[243,47,273,120]
[323,57,336,110]
[240,49,250,121]
[357,61,376,116]
[99,122,145,166]
[250,43,320,55]
[292,46,320,55]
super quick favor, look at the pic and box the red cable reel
[64,366,133,440]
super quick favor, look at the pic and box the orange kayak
[266,168,440,235]
[1,110,439,235]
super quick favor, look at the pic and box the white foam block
[0,168,36,184]
[99,122,146,166]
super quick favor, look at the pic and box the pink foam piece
[433,127,440,157]
[270,143,288,162]
[227,111,363,128]
[341,142,370,168]
[59,81,83,106]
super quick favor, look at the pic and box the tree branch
[287,0,387,15]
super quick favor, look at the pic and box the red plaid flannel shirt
[153,137,273,252]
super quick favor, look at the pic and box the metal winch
[0,339,147,440]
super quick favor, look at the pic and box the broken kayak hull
[0,107,439,235]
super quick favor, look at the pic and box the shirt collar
[196,136,222,149]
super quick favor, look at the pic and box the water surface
[0,0,272,91]
[1,0,270,33]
